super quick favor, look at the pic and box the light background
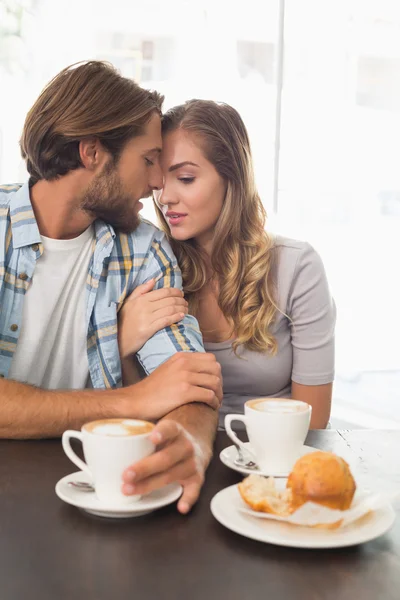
[1,0,399,428]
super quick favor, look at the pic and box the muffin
[238,474,292,516]
[287,451,356,511]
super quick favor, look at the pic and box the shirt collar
[9,182,41,249]
[9,181,116,252]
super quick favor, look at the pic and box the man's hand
[125,352,222,422]
[121,419,210,514]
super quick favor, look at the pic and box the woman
[119,100,335,429]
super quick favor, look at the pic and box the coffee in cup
[247,398,310,414]
[84,418,154,436]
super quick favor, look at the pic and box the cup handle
[62,431,92,479]
[225,415,257,462]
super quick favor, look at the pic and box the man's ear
[79,138,108,171]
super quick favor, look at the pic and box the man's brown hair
[20,61,164,183]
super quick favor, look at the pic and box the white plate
[55,471,182,519]
[219,442,317,477]
[210,484,396,549]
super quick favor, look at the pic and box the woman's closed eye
[179,177,195,184]
[145,157,154,166]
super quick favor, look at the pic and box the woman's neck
[195,232,214,279]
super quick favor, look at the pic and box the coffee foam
[84,419,154,437]
[247,399,309,414]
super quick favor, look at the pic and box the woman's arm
[291,381,332,429]
[288,242,336,429]
[118,279,188,359]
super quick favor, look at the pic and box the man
[0,61,222,514]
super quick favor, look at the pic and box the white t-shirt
[9,226,95,389]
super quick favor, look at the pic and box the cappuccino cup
[62,418,155,506]
[225,398,311,475]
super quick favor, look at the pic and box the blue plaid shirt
[0,183,204,388]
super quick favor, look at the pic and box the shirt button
[32,243,39,252]
[18,272,28,281]
[10,324,18,332]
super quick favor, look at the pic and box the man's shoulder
[134,217,161,237]
[0,184,23,206]
[113,218,177,272]
[119,218,166,247]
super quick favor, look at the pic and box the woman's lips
[166,212,187,226]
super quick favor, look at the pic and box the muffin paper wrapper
[238,490,400,528]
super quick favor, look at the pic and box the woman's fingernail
[124,484,136,495]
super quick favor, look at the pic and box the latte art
[247,399,309,414]
[84,418,154,437]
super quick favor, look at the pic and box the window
[279,0,400,428]
[1,0,398,428]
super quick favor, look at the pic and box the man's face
[81,113,162,233]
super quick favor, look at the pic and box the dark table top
[0,429,400,600]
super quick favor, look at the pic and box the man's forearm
[0,353,222,440]
[0,378,128,439]
[161,402,218,467]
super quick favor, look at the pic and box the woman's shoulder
[270,235,327,305]
[271,234,322,272]
[272,234,312,253]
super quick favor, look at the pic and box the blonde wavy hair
[154,100,279,355]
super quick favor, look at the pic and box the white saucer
[55,471,182,519]
[210,484,396,549]
[219,442,317,477]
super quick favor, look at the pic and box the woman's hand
[118,279,189,357]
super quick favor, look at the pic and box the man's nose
[149,163,163,191]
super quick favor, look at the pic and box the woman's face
[156,129,226,247]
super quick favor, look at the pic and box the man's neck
[30,176,94,240]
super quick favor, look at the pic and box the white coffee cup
[62,418,155,506]
[225,398,312,474]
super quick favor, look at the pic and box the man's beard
[81,159,141,234]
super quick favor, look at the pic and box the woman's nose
[156,185,177,206]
